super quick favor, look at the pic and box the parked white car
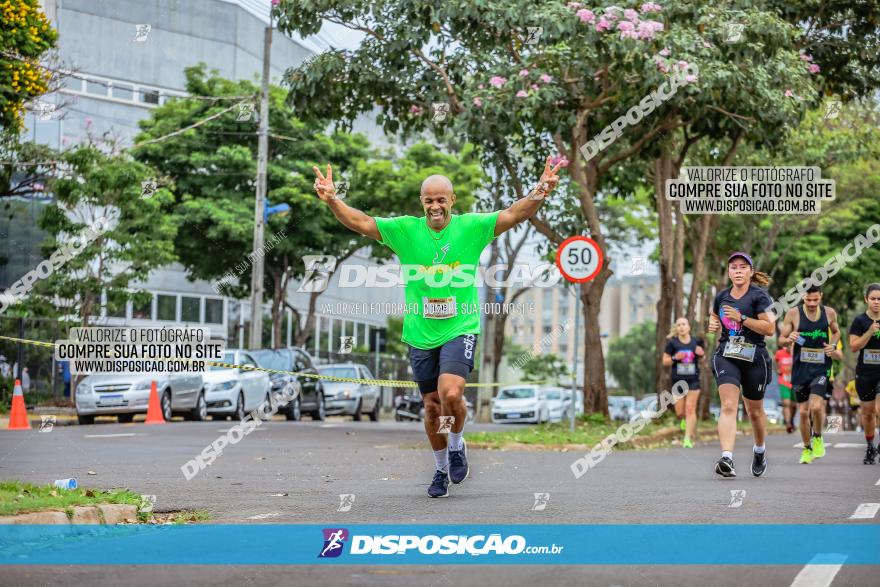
[76,371,204,424]
[491,385,550,424]
[540,387,569,422]
[205,349,272,421]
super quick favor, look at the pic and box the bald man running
[313,159,562,497]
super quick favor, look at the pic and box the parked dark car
[251,347,325,421]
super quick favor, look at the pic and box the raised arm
[778,308,799,349]
[494,156,563,237]
[850,319,880,352]
[313,164,380,241]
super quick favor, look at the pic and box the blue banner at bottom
[0,525,877,565]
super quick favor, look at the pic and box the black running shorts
[792,375,831,403]
[854,372,880,402]
[671,377,701,392]
[408,334,478,395]
[711,346,772,401]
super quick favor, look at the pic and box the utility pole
[248,17,272,350]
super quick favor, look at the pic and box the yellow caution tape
[0,335,547,389]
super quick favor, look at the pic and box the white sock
[753,444,765,454]
[722,450,733,460]
[448,430,463,452]
[433,448,448,472]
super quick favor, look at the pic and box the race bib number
[723,336,756,362]
[864,350,880,365]
[422,296,456,320]
[800,348,825,364]
[676,362,696,376]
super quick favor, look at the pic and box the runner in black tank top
[848,283,880,464]
[779,285,843,464]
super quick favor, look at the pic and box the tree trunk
[291,250,356,348]
[654,153,675,396]
[581,266,612,415]
[672,203,685,319]
[294,289,321,348]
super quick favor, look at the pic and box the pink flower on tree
[531,84,540,90]
[624,8,640,23]
[640,2,662,12]
[618,21,638,40]
[809,63,821,74]
[595,17,611,32]
[659,48,670,56]
[490,76,507,87]
[604,7,621,21]
[516,90,528,98]
[409,105,424,114]
[685,74,697,83]
[540,73,553,83]
[676,60,690,70]
[637,20,663,39]
[519,69,530,77]
[271,0,281,5]
[576,8,595,23]
[800,53,813,62]
[784,89,794,98]
[478,84,484,89]
[549,154,570,168]
[473,97,483,107]
[567,2,584,8]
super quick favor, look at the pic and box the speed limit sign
[556,236,603,283]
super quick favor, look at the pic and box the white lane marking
[792,442,836,448]
[216,428,268,432]
[84,433,137,438]
[320,424,339,428]
[830,443,864,448]
[789,554,846,587]
[245,512,281,520]
[849,503,880,519]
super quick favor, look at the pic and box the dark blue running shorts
[408,334,478,394]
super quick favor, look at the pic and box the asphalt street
[1,417,878,586]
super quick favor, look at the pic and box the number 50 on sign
[556,236,603,283]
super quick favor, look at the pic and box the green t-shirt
[374,212,500,349]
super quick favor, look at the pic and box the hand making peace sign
[312,164,336,201]
[530,156,563,200]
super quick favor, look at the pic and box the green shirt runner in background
[374,211,501,349]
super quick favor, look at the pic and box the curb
[0,504,138,525]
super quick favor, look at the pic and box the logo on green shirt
[800,328,827,340]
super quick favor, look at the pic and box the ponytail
[752,271,771,288]
[667,324,677,339]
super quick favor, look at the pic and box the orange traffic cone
[8,379,31,430]
[144,381,165,425]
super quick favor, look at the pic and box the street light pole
[248,18,273,350]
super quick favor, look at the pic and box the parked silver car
[205,349,272,420]
[75,371,205,425]
[318,363,381,421]
[608,396,637,421]
[491,385,550,424]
